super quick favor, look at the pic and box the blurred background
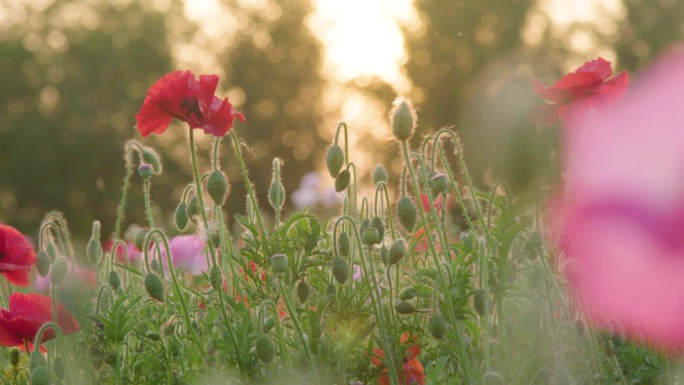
[0,0,681,238]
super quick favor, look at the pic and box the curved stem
[374,183,396,242]
[229,130,267,238]
[113,141,144,240]
[278,281,319,380]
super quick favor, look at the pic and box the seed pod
[138,163,153,180]
[173,202,189,232]
[482,371,505,385]
[399,287,418,301]
[325,145,344,178]
[388,239,407,265]
[87,237,102,266]
[30,366,50,385]
[108,270,121,291]
[370,216,385,240]
[396,196,417,233]
[263,316,275,332]
[380,245,389,266]
[428,314,446,340]
[270,254,288,274]
[391,97,416,141]
[335,168,351,192]
[296,281,310,303]
[207,170,228,206]
[393,300,416,315]
[36,251,50,277]
[135,228,148,250]
[474,290,487,317]
[29,351,45,371]
[186,195,200,218]
[50,257,68,285]
[331,256,349,284]
[209,266,222,290]
[372,164,388,186]
[337,232,350,257]
[255,335,275,364]
[430,173,448,194]
[144,273,164,302]
[362,228,379,246]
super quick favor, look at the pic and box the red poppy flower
[0,293,79,347]
[136,70,246,137]
[0,225,37,287]
[371,332,425,385]
[533,57,628,127]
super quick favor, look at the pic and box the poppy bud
[207,170,228,206]
[142,147,162,174]
[210,231,221,249]
[325,283,336,298]
[482,371,505,385]
[326,145,345,178]
[428,314,446,340]
[134,228,148,251]
[150,259,161,274]
[270,254,288,274]
[399,287,418,300]
[268,158,285,213]
[430,173,449,194]
[255,335,275,364]
[87,238,102,266]
[53,356,65,381]
[36,251,50,277]
[391,97,416,141]
[174,202,189,231]
[527,231,543,249]
[163,323,175,337]
[370,216,385,241]
[138,163,153,180]
[108,270,121,291]
[359,218,370,234]
[337,232,350,257]
[10,348,19,366]
[296,281,310,303]
[380,245,389,266]
[474,290,487,317]
[263,317,275,332]
[209,266,222,290]
[372,164,388,186]
[46,242,57,260]
[335,168,351,192]
[144,273,164,302]
[362,228,379,246]
[186,195,200,218]
[396,196,417,233]
[388,239,406,265]
[29,351,45,371]
[146,332,162,341]
[393,300,416,314]
[51,257,68,285]
[331,256,349,284]
[30,366,50,385]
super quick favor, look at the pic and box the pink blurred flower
[551,51,684,352]
[151,235,208,276]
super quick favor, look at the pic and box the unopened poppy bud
[393,300,416,314]
[428,314,447,340]
[10,348,19,366]
[36,251,50,277]
[207,170,228,206]
[331,256,349,284]
[399,287,418,300]
[263,317,275,332]
[29,351,45,371]
[255,335,275,364]
[337,232,350,257]
[174,202,189,231]
[53,356,65,380]
[30,366,50,385]
[144,273,164,302]
[270,254,288,274]
[380,245,389,265]
[186,195,200,218]
[372,164,388,186]
[482,371,505,385]
[397,196,417,232]
[209,266,222,290]
[325,283,336,297]
[163,323,175,337]
[51,257,68,285]
[146,332,162,341]
[296,281,310,303]
[359,218,370,234]
[370,216,385,240]
[108,270,121,291]
[138,163,153,180]
[388,239,407,265]
[326,145,344,178]
[150,259,161,274]
[87,238,102,266]
[210,231,221,249]
[391,97,416,141]
[474,290,487,317]
[134,228,148,251]
[430,173,449,194]
[335,168,351,192]
[142,147,162,174]
[268,158,286,212]
[362,228,379,245]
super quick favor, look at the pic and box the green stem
[229,130,267,238]
[278,281,319,381]
[143,179,155,228]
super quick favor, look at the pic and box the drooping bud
[335,168,351,192]
[50,257,68,285]
[135,228,148,251]
[362,228,379,246]
[370,216,385,241]
[380,245,389,265]
[207,170,228,206]
[393,300,416,314]
[146,332,162,341]
[372,164,388,186]
[29,351,45,371]
[390,97,416,141]
[186,195,200,218]
[144,273,164,302]
[359,218,370,234]
[30,366,50,385]
[87,221,102,266]
[174,202,189,231]
[428,314,446,340]
[296,281,310,303]
[263,317,275,333]
[325,283,336,298]
[396,196,417,233]
[337,232,350,257]
[138,163,153,180]
[108,270,121,291]
[142,147,162,174]
[268,158,285,213]
[255,335,275,364]
[430,173,449,194]
[36,251,50,277]
[325,145,344,178]
[53,356,65,381]
[388,239,407,265]
[399,287,418,300]
[270,254,288,274]
[209,266,222,290]
[331,256,349,284]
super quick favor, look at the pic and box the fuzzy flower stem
[143,179,155,229]
[229,130,267,238]
[108,239,130,289]
[96,285,114,314]
[33,322,73,383]
[374,182,396,242]
[113,140,144,241]
[44,212,74,259]
[478,239,491,372]
[278,280,320,382]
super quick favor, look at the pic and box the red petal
[197,74,220,114]
[136,102,173,137]
[595,71,629,105]
[136,71,196,136]
[202,97,238,137]
[2,269,31,287]
[575,57,613,79]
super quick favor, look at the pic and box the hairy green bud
[325,145,344,178]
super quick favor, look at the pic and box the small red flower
[0,293,79,348]
[136,70,246,137]
[0,225,37,287]
[533,57,628,126]
[371,332,425,385]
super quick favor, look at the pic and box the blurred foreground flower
[0,224,37,287]
[151,235,209,276]
[136,70,245,137]
[371,332,424,385]
[0,293,79,347]
[551,50,684,352]
[534,57,628,127]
